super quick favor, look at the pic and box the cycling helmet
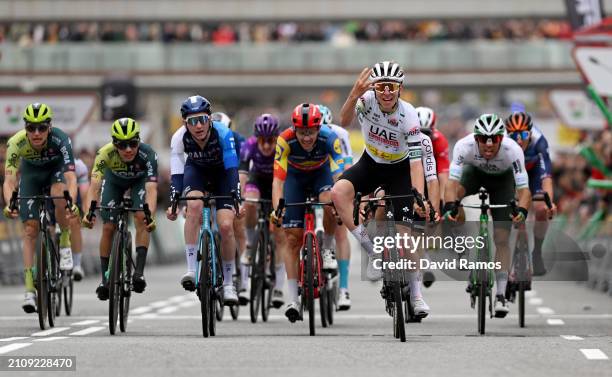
[211,112,232,128]
[180,95,211,119]
[254,114,280,137]
[23,103,53,123]
[370,61,404,83]
[416,106,437,134]
[318,105,333,125]
[291,103,322,129]
[505,112,533,132]
[473,114,505,136]
[111,117,140,140]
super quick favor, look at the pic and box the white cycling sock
[350,224,374,257]
[287,279,298,303]
[496,271,508,296]
[274,263,286,290]
[407,271,422,299]
[240,262,249,290]
[222,260,235,286]
[185,244,197,272]
[246,227,258,249]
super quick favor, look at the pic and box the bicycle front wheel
[47,238,58,327]
[35,236,49,330]
[119,232,132,333]
[393,280,406,342]
[199,232,211,338]
[518,282,525,328]
[477,272,486,335]
[305,233,316,336]
[108,232,122,335]
[250,230,265,323]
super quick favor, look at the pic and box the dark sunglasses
[186,114,210,127]
[25,123,50,133]
[258,136,276,144]
[475,134,503,144]
[113,139,140,150]
[509,131,530,141]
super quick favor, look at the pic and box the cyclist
[443,114,531,317]
[3,103,78,313]
[167,96,243,305]
[82,118,158,300]
[71,157,89,280]
[318,104,353,310]
[240,113,286,308]
[271,103,344,322]
[212,111,250,304]
[331,61,430,316]
[415,107,450,203]
[505,112,556,276]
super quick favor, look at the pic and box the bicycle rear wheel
[250,230,265,323]
[108,232,122,335]
[261,238,274,322]
[35,236,49,330]
[119,232,132,333]
[319,278,328,328]
[199,233,211,338]
[305,233,316,336]
[477,271,486,335]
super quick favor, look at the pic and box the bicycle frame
[196,205,218,290]
[299,200,323,299]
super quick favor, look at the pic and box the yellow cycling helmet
[111,118,140,140]
[23,103,53,123]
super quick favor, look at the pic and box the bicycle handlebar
[13,190,73,212]
[170,191,241,216]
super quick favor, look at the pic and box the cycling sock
[240,262,249,290]
[100,257,109,280]
[287,279,298,303]
[495,271,508,296]
[135,246,147,274]
[274,263,285,290]
[338,259,350,289]
[350,225,374,256]
[72,252,82,267]
[246,227,257,250]
[407,271,422,298]
[59,228,71,248]
[322,233,334,250]
[24,268,35,292]
[222,260,235,286]
[185,244,197,272]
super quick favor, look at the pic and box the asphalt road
[0,250,610,377]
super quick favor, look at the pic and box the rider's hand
[81,214,95,229]
[442,201,460,221]
[3,206,18,219]
[413,200,428,218]
[166,206,178,221]
[145,217,157,232]
[350,67,374,98]
[511,207,528,224]
[270,209,281,227]
[66,203,80,220]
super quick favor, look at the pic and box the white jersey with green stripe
[355,90,422,164]
[449,134,529,189]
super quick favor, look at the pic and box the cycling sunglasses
[25,122,50,133]
[257,136,276,144]
[114,139,140,150]
[186,114,210,127]
[508,131,530,141]
[374,82,401,93]
[475,134,503,145]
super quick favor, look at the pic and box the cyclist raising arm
[82,118,158,300]
[443,114,531,317]
[3,103,78,313]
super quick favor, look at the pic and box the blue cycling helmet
[180,95,211,119]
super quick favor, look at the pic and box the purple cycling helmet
[254,113,280,137]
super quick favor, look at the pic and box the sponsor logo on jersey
[368,125,399,147]
[333,138,342,155]
[407,127,420,136]
[512,160,522,174]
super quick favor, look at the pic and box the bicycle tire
[478,274,486,335]
[326,282,335,325]
[261,235,273,322]
[209,286,217,336]
[216,299,224,321]
[119,232,132,333]
[393,280,406,342]
[199,232,211,338]
[305,233,316,336]
[518,282,525,328]
[53,233,62,318]
[46,236,58,328]
[319,280,328,328]
[108,232,122,335]
[63,276,73,316]
[36,236,48,330]
[250,229,265,323]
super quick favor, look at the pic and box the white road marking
[528,298,543,305]
[0,337,29,342]
[524,290,537,297]
[69,326,106,336]
[178,301,196,308]
[71,320,100,326]
[547,319,565,325]
[0,343,32,354]
[136,313,159,319]
[537,307,555,315]
[130,307,152,314]
[580,349,609,360]
[31,327,70,337]
[148,301,170,308]
[561,335,583,340]
[33,336,68,342]
[157,306,179,314]
[167,295,190,303]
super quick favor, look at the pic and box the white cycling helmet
[318,105,333,125]
[416,107,436,134]
[370,61,404,83]
[211,112,232,129]
[473,114,505,136]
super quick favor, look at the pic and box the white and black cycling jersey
[449,134,529,189]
